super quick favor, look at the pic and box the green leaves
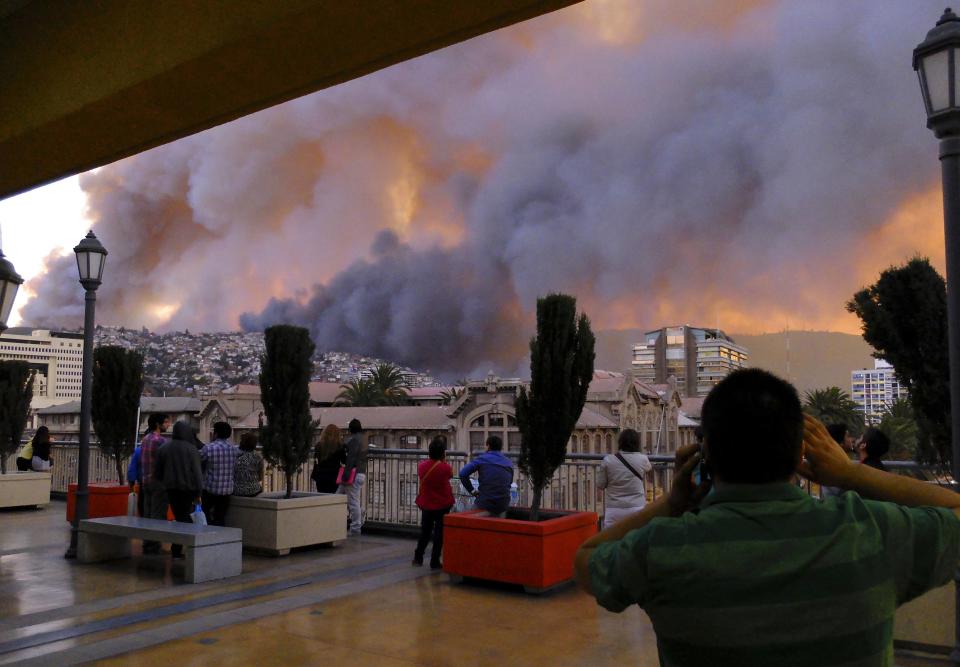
[259,325,316,498]
[0,361,33,473]
[803,387,863,436]
[335,363,410,406]
[91,346,144,483]
[516,294,596,518]
[846,257,949,465]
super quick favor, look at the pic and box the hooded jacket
[155,422,203,493]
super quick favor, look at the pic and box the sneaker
[412,556,423,566]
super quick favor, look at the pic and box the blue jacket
[128,446,141,485]
[459,451,514,512]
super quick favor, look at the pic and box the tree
[803,387,863,436]
[846,257,949,465]
[369,363,409,405]
[335,377,381,407]
[91,346,145,483]
[0,362,33,474]
[259,325,316,498]
[439,386,466,406]
[878,398,919,461]
[515,294,595,520]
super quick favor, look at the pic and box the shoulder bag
[616,452,646,480]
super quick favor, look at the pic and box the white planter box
[224,491,347,555]
[895,582,953,650]
[0,472,51,509]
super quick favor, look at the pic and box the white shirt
[597,451,652,509]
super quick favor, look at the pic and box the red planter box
[443,509,598,592]
[66,483,129,522]
[66,483,176,521]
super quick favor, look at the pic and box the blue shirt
[459,451,514,512]
[127,446,141,485]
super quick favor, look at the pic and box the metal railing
[4,444,947,531]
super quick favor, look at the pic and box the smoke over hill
[21,1,947,377]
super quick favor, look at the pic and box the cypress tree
[259,325,316,498]
[0,361,33,474]
[515,294,595,520]
[92,346,145,483]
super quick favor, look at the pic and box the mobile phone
[692,444,711,486]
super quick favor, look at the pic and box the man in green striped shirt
[575,369,960,667]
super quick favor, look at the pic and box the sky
[0,0,950,377]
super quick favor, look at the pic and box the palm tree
[439,386,465,406]
[368,363,409,406]
[335,377,381,407]
[803,387,863,435]
[879,398,919,461]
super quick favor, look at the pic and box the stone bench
[78,516,242,584]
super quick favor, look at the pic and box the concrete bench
[78,516,242,584]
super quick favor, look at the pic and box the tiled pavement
[0,503,660,665]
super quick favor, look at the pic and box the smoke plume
[21,0,948,376]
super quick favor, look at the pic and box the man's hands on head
[668,443,712,516]
[797,415,855,488]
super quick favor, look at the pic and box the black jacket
[155,422,203,493]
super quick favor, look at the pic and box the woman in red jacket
[413,435,455,569]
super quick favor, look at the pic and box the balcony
[0,446,951,665]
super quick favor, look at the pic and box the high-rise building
[632,325,749,397]
[0,328,85,411]
[851,360,907,425]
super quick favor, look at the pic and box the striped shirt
[589,483,960,667]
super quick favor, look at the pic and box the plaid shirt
[200,439,239,495]
[139,431,166,485]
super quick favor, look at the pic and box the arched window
[470,415,485,428]
[594,433,602,454]
[605,433,613,454]
[570,434,578,454]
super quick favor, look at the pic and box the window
[605,433,613,454]
[570,435,578,454]
[488,413,504,427]
[594,434,602,453]
[507,432,521,452]
[401,434,420,449]
[470,415,485,428]
[469,431,485,452]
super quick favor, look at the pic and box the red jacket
[416,459,454,510]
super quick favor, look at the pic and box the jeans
[142,481,168,552]
[338,473,366,534]
[201,491,231,526]
[414,507,450,566]
[167,489,195,557]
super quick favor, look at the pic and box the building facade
[37,396,202,442]
[0,328,85,416]
[851,360,908,425]
[632,325,748,397]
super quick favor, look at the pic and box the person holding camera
[576,368,960,666]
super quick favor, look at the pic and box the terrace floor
[0,501,660,666]
[0,502,950,666]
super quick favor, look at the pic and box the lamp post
[914,8,960,663]
[0,249,24,333]
[65,231,107,559]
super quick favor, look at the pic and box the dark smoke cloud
[22,1,947,377]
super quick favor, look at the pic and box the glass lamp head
[73,230,108,288]
[915,8,960,137]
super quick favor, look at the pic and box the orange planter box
[66,483,176,521]
[66,483,129,522]
[443,509,598,592]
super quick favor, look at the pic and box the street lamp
[915,8,960,663]
[0,249,24,333]
[65,231,107,559]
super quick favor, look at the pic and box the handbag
[336,465,357,486]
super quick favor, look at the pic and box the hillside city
[93,326,440,396]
